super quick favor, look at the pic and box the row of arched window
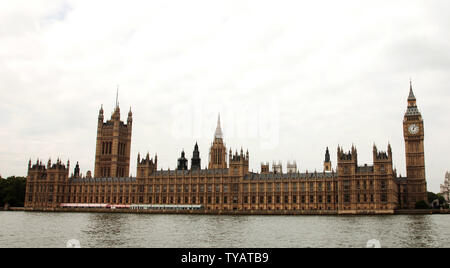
[102,142,112,155]
[101,141,126,156]
[100,167,125,177]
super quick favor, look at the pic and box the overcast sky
[0,0,449,192]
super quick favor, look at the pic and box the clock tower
[403,81,427,208]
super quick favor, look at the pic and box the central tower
[403,81,427,208]
[94,98,133,178]
[208,115,227,169]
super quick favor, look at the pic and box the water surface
[0,211,448,248]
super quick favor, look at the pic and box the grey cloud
[0,1,449,193]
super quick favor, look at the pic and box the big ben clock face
[408,124,419,135]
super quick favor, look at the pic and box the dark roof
[244,172,338,181]
[405,106,421,116]
[151,169,229,176]
[68,169,339,183]
[408,86,416,101]
[357,165,374,173]
[70,177,137,183]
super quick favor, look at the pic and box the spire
[116,85,119,108]
[127,106,132,124]
[325,147,330,162]
[98,104,104,121]
[214,114,223,139]
[111,87,121,120]
[405,80,421,116]
[408,79,416,101]
[191,142,201,170]
[74,161,80,178]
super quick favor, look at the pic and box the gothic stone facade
[24,84,427,214]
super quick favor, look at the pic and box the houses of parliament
[24,83,428,214]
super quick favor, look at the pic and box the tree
[427,191,448,209]
[427,192,439,204]
[436,194,447,207]
[0,176,27,207]
[415,200,430,209]
[0,178,5,207]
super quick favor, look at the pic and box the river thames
[0,211,449,248]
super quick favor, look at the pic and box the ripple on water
[0,212,449,248]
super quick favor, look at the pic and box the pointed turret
[351,145,358,158]
[127,106,133,124]
[115,85,119,108]
[408,80,416,102]
[209,114,227,169]
[324,147,332,172]
[112,106,120,120]
[177,149,188,170]
[112,86,120,120]
[287,160,297,173]
[99,104,104,121]
[229,147,250,176]
[191,142,201,170]
[406,80,421,116]
[404,80,422,118]
[214,114,223,140]
[325,147,330,162]
[74,161,80,178]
